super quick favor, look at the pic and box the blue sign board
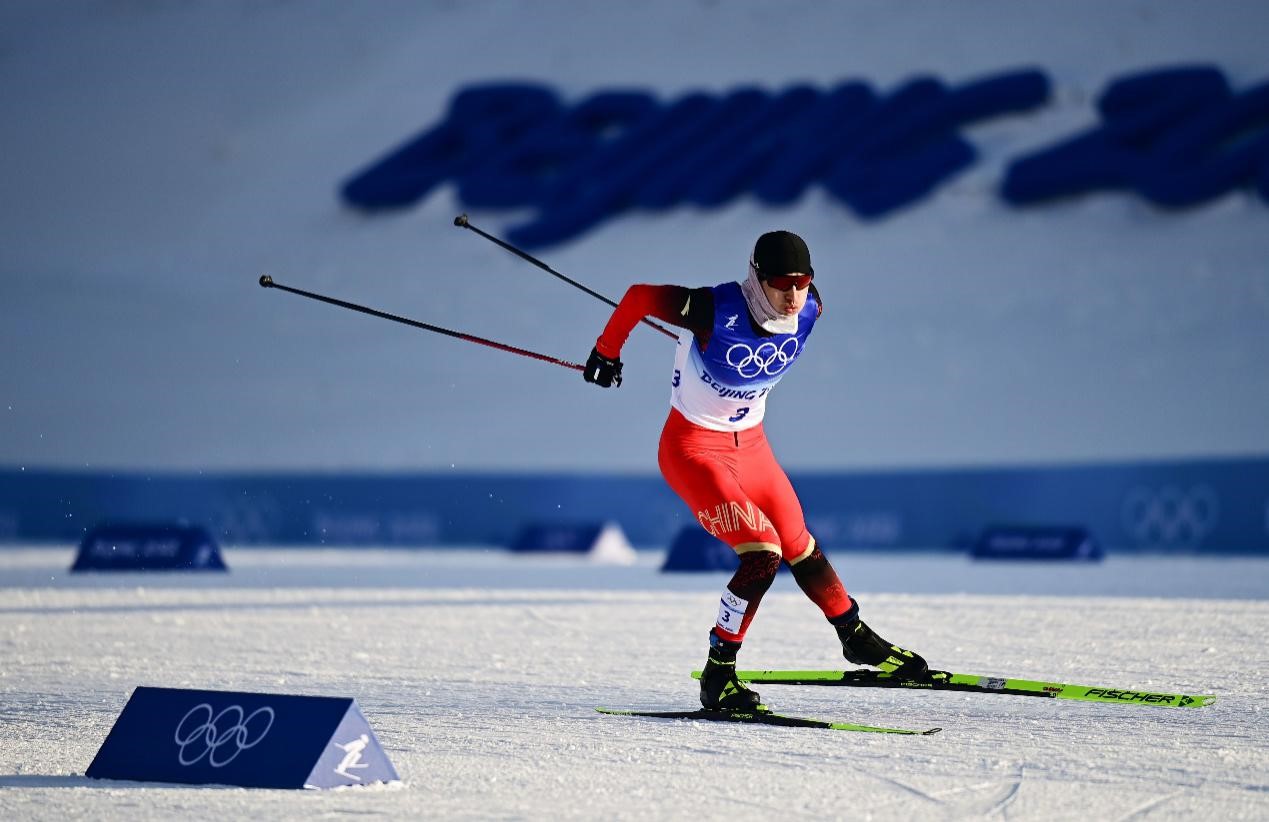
[661,527,739,572]
[509,522,606,554]
[86,686,399,789]
[507,520,636,563]
[71,522,227,572]
[971,525,1104,561]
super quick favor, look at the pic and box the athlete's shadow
[0,774,242,789]
[0,775,92,788]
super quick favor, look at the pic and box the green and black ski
[596,705,941,734]
[688,669,1215,708]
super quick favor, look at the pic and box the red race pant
[659,408,852,642]
[658,407,813,561]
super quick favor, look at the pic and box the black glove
[583,347,623,388]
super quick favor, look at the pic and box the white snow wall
[1,0,1268,475]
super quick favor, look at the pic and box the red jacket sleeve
[595,284,696,359]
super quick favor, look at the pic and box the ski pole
[453,214,677,340]
[258,275,585,373]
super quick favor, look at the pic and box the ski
[689,669,1215,708]
[596,705,941,735]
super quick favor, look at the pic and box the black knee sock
[712,550,781,642]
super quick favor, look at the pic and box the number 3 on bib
[728,407,750,423]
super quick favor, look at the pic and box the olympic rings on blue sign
[174,703,276,768]
[1120,485,1219,547]
[725,338,800,378]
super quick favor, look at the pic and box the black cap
[752,230,813,278]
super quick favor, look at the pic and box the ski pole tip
[453,213,469,227]
[259,274,273,288]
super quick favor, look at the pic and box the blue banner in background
[341,64,1269,248]
[2,458,1267,554]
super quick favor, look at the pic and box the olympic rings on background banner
[1121,485,1220,548]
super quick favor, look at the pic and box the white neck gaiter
[740,260,799,334]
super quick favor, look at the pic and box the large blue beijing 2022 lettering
[340,64,1269,248]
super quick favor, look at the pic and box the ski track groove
[870,773,945,805]
[1111,788,1185,821]
[719,794,819,820]
[986,768,1024,820]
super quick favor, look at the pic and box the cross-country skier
[583,230,931,710]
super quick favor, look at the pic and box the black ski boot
[699,632,762,711]
[831,601,930,680]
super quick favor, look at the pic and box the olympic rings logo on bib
[725,338,800,378]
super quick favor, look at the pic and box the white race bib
[715,590,749,633]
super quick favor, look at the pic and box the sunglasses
[763,273,813,291]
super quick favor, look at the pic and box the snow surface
[1,546,1266,820]
[2,1,1268,472]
